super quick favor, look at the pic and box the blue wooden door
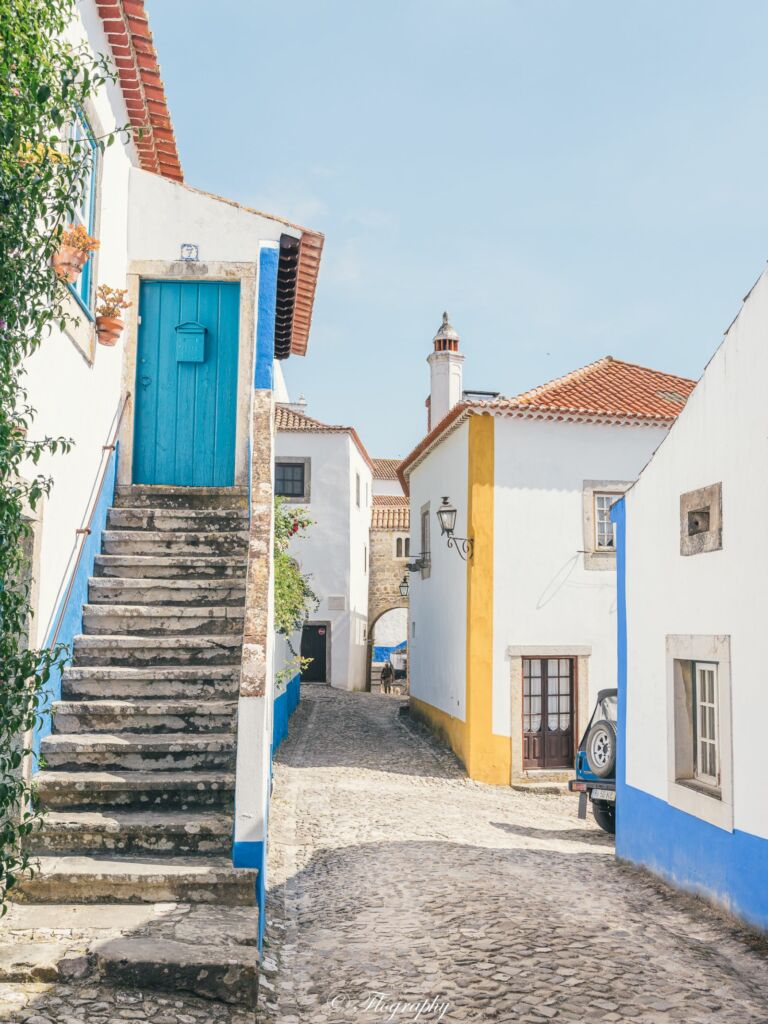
[133,281,240,486]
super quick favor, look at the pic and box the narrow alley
[262,688,768,1024]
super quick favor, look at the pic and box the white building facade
[401,320,694,785]
[615,269,768,932]
[275,406,373,690]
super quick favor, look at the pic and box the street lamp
[436,495,473,561]
[399,575,409,598]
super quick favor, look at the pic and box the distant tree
[273,497,316,686]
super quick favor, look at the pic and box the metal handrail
[43,392,131,648]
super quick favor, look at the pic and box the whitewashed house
[399,314,695,786]
[614,269,768,932]
[12,0,323,999]
[275,403,373,690]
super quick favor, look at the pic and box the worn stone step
[62,665,240,701]
[28,809,233,856]
[102,530,248,558]
[0,942,86,983]
[95,935,259,1006]
[107,507,249,532]
[52,700,236,735]
[14,856,257,906]
[41,732,235,770]
[73,634,242,668]
[94,554,246,580]
[88,576,247,607]
[114,485,249,511]
[36,770,235,811]
[82,604,245,637]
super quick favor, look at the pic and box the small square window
[680,483,722,555]
[275,460,309,500]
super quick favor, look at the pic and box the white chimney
[427,312,464,430]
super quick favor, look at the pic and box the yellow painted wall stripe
[465,415,510,785]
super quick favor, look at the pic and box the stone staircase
[9,485,261,1006]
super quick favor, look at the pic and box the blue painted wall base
[272,673,301,754]
[612,497,768,934]
[35,445,119,768]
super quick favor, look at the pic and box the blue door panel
[133,281,240,486]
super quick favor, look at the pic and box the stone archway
[366,603,408,692]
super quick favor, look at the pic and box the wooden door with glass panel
[523,657,575,768]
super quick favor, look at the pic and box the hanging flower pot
[95,315,124,347]
[52,245,88,284]
[95,284,132,348]
[52,225,99,283]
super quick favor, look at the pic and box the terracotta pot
[95,315,124,347]
[52,245,89,284]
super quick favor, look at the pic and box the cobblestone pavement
[261,686,768,1024]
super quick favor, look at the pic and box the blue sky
[148,1,768,457]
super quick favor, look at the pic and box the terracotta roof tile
[372,458,401,480]
[275,405,373,472]
[398,356,697,488]
[510,356,696,420]
[372,495,410,530]
[98,0,183,181]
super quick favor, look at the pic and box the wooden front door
[523,658,574,769]
[133,280,240,486]
[300,624,328,683]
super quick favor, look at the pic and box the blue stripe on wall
[35,445,119,768]
[273,674,301,754]
[611,496,768,933]
[255,246,278,391]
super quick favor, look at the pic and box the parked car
[568,688,617,834]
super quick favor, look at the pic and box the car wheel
[592,800,615,835]
[585,719,616,778]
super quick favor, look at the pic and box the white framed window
[694,663,719,787]
[666,635,733,831]
[594,493,616,550]
[582,480,631,570]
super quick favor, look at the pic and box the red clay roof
[398,356,697,487]
[512,356,696,420]
[372,458,402,480]
[372,495,410,531]
[96,1,183,182]
[275,405,373,472]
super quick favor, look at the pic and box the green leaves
[0,0,123,912]
[274,498,318,638]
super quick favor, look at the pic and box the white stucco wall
[492,416,669,737]
[372,478,404,497]
[275,430,372,690]
[624,271,768,841]
[373,608,408,648]
[22,2,135,643]
[408,422,469,720]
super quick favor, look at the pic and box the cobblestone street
[262,687,768,1024]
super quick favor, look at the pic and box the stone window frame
[507,645,592,783]
[666,634,733,831]
[420,502,431,580]
[582,480,632,570]
[680,482,722,556]
[394,534,411,560]
[274,456,311,504]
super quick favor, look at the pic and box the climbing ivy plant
[273,497,316,686]
[0,0,128,911]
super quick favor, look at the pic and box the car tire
[585,719,616,778]
[592,800,615,835]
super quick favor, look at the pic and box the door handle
[140,376,152,389]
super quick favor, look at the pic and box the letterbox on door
[175,321,206,363]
